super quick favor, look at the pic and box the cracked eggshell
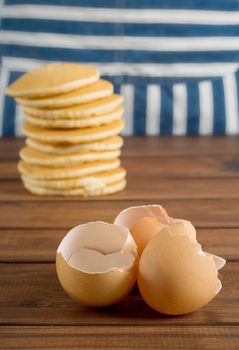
[114,205,170,255]
[137,221,224,315]
[169,219,226,270]
[56,221,138,307]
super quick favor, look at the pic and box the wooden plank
[0,228,235,263]
[1,137,239,160]
[0,262,235,326]
[0,326,238,350]
[0,199,239,229]
[123,137,239,157]
[2,155,239,180]
[1,177,239,201]
[0,139,23,160]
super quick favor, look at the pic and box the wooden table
[0,137,239,350]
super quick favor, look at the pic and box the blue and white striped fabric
[0,0,239,136]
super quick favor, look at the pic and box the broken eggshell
[169,219,226,270]
[114,204,225,269]
[137,221,225,315]
[56,221,138,307]
[114,204,171,255]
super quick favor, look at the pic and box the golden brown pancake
[26,136,124,154]
[6,63,99,98]
[22,178,126,196]
[24,107,123,129]
[21,167,126,190]
[23,119,125,144]
[20,146,121,167]
[16,80,113,108]
[18,158,121,180]
[24,94,123,119]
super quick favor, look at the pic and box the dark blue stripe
[4,0,120,8]
[187,82,200,135]
[5,0,239,10]
[0,45,120,62]
[2,45,239,63]
[2,95,16,136]
[133,85,147,135]
[112,83,121,95]
[212,78,226,134]
[2,19,118,36]
[2,71,22,137]
[3,19,239,37]
[102,75,123,94]
[160,84,173,135]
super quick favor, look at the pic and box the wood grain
[0,263,237,326]
[1,137,239,159]
[0,228,237,263]
[2,155,239,180]
[1,177,239,201]
[0,326,238,350]
[0,199,239,229]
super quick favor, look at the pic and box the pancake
[20,146,121,167]
[24,94,123,119]
[26,136,124,154]
[6,63,99,98]
[18,158,121,180]
[16,80,113,108]
[21,167,126,190]
[22,178,126,196]
[24,106,124,129]
[23,119,125,144]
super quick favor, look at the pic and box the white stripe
[146,85,161,136]
[2,57,239,78]
[0,63,9,137]
[1,31,239,51]
[172,83,187,136]
[223,74,239,135]
[15,104,24,137]
[120,84,134,136]
[2,5,239,25]
[199,80,214,135]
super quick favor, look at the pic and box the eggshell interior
[57,221,137,259]
[56,221,138,307]
[68,248,135,273]
[137,223,221,315]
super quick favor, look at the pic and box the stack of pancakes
[6,63,126,196]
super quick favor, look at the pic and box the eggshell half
[56,221,138,307]
[114,205,170,255]
[137,222,222,315]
